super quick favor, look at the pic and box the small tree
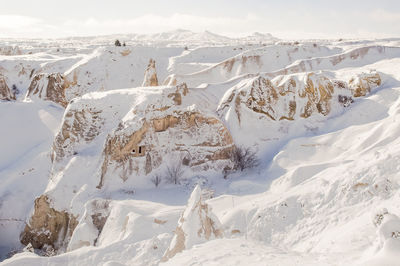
[115,39,121,47]
[151,174,162,188]
[232,146,259,172]
[122,42,126,47]
[166,161,184,185]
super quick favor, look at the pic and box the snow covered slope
[1,32,400,265]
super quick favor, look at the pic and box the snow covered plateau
[0,30,400,265]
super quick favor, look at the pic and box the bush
[166,161,184,185]
[232,146,259,172]
[11,84,19,95]
[115,39,121,47]
[151,174,162,187]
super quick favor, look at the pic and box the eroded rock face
[161,185,223,262]
[98,111,234,188]
[168,83,189,105]
[217,72,364,123]
[349,71,381,97]
[20,195,78,250]
[26,73,68,107]
[299,72,336,118]
[52,107,104,163]
[23,84,233,250]
[0,75,16,101]
[142,59,159,86]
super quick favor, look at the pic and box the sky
[0,0,399,39]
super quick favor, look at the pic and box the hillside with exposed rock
[1,31,400,265]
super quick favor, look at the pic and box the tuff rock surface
[162,185,223,262]
[25,73,68,107]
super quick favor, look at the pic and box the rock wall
[20,195,78,250]
[51,107,104,163]
[25,73,68,107]
[218,71,380,124]
[98,111,234,188]
[0,75,15,101]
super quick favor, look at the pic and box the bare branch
[231,145,259,172]
[165,161,184,185]
[151,174,162,187]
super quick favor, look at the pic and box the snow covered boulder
[372,208,400,246]
[142,59,159,86]
[363,209,400,265]
[161,185,223,262]
[0,74,16,101]
[349,71,381,97]
[25,73,68,107]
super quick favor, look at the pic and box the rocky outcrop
[349,71,381,97]
[22,83,234,250]
[217,72,371,124]
[161,185,223,262]
[142,59,159,86]
[98,110,234,188]
[51,106,104,163]
[67,199,110,251]
[298,72,337,118]
[0,45,22,56]
[26,73,68,107]
[168,83,189,105]
[20,195,78,250]
[0,75,16,101]
[48,81,233,190]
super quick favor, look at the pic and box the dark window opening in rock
[139,146,142,154]
[132,149,136,154]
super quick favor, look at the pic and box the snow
[1,31,400,265]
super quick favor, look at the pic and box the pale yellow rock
[0,75,15,101]
[20,195,78,250]
[142,59,159,86]
[349,71,381,97]
[26,73,68,107]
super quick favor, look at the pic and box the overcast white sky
[0,0,399,39]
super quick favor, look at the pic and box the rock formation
[25,73,68,107]
[51,107,104,163]
[298,72,338,118]
[349,71,382,97]
[161,185,223,262]
[217,71,377,124]
[142,59,159,86]
[0,45,22,56]
[67,199,110,251]
[20,195,78,250]
[0,75,16,101]
[98,110,234,188]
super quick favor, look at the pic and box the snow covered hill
[1,31,400,265]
